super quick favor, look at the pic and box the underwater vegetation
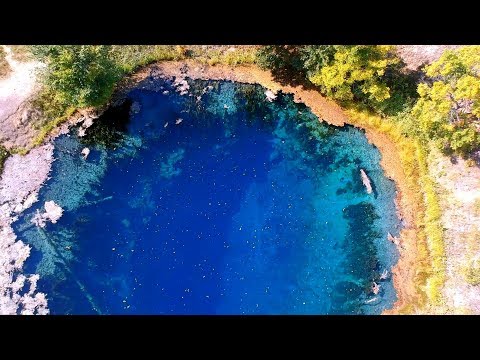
[13,79,400,314]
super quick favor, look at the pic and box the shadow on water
[80,99,133,149]
[15,78,401,314]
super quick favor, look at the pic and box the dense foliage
[256,46,308,83]
[258,45,480,157]
[412,46,480,155]
[258,45,417,114]
[31,46,121,108]
[309,46,396,104]
[28,45,480,158]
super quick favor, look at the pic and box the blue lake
[14,79,400,314]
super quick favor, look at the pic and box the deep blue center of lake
[14,79,400,314]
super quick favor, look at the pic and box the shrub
[463,259,480,286]
[0,145,9,174]
[256,45,307,83]
[308,46,398,105]
[412,46,480,157]
[31,45,121,108]
[0,46,10,78]
[299,45,336,76]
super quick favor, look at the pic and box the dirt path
[0,46,43,150]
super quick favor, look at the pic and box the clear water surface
[14,79,401,314]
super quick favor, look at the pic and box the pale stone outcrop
[31,201,63,228]
[0,143,53,314]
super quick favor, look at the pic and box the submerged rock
[380,269,389,280]
[44,201,63,224]
[388,232,400,246]
[265,90,277,102]
[0,143,53,314]
[81,147,90,160]
[0,226,49,315]
[360,169,373,194]
[130,101,141,114]
[173,77,190,96]
[31,200,63,228]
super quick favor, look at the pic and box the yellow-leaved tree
[412,46,480,155]
[308,45,398,104]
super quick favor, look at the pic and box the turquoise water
[14,79,400,314]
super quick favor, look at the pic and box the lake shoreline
[111,60,419,314]
[1,60,420,314]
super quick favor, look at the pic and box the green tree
[31,45,121,108]
[299,45,336,77]
[256,45,306,83]
[412,46,480,155]
[308,45,398,105]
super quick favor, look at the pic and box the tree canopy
[308,45,397,104]
[31,45,121,108]
[412,46,480,154]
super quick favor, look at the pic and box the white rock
[265,90,277,102]
[82,117,94,129]
[44,201,63,224]
[81,147,90,160]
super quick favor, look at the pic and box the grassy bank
[344,106,445,312]
[24,46,257,153]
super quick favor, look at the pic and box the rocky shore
[1,45,476,314]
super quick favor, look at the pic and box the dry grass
[0,46,11,78]
[0,145,9,173]
[463,260,480,286]
[474,198,480,216]
[190,46,258,66]
[461,230,480,285]
[9,45,33,62]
